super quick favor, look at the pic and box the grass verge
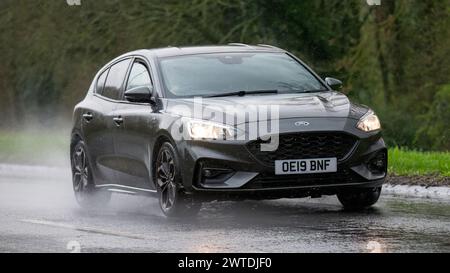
[388,147,449,177]
[0,129,69,166]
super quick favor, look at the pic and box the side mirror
[124,86,155,103]
[325,77,343,91]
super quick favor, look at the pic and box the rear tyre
[71,140,111,208]
[155,142,201,218]
[337,187,382,210]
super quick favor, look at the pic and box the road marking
[20,219,146,240]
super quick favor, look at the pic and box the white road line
[20,219,147,240]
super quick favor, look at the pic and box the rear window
[102,59,132,100]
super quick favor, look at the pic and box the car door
[84,58,132,186]
[113,59,158,190]
[81,68,117,186]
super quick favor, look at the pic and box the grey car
[71,44,387,217]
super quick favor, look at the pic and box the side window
[96,69,109,95]
[103,59,132,100]
[126,62,152,91]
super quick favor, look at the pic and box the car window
[96,69,109,95]
[159,53,326,98]
[102,59,132,100]
[126,62,152,91]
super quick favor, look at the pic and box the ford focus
[71,44,387,217]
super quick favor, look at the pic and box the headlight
[357,110,381,132]
[185,119,240,140]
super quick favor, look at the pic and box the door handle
[83,113,94,122]
[113,116,124,126]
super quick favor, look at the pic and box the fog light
[373,158,385,168]
[201,168,235,185]
[368,151,387,174]
[203,168,233,179]
[203,169,214,178]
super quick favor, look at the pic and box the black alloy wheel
[156,142,201,217]
[71,141,110,208]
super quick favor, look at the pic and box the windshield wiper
[298,89,329,94]
[206,90,278,98]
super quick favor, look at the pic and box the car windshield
[159,52,327,98]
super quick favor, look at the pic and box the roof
[137,44,286,58]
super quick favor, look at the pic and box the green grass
[389,147,450,177]
[0,129,69,166]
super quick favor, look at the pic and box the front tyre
[155,142,201,218]
[337,187,382,210]
[71,140,111,208]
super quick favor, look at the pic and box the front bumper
[176,118,387,200]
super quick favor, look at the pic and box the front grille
[244,168,362,190]
[246,132,357,166]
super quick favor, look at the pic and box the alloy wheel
[156,148,177,212]
[72,145,90,195]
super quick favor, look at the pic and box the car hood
[165,92,369,125]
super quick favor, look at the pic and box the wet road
[0,170,449,253]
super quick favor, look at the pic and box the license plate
[275,158,337,175]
